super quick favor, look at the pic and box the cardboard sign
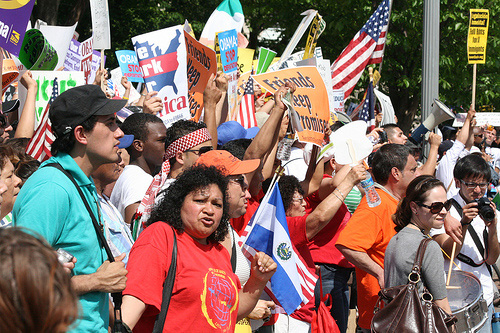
[468,9,489,64]
[29,71,85,123]
[303,13,326,60]
[252,67,330,146]
[238,48,255,75]
[89,0,111,50]
[38,22,78,70]
[18,29,58,70]
[268,47,322,71]
[2,49,19,93]
[63,38,104,85]
[184,31,217,121]
[0,0,35,56]
[132,25,190,127]
[116,50,143,83]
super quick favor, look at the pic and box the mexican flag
[199,0,244,48]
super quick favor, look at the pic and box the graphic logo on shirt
[201,268,238,332]
[276,242,292,261]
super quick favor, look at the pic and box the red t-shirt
[305,179,354,267]
[124,222,241,333]
[285,215,317,324]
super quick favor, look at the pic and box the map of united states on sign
[132,26,190,127]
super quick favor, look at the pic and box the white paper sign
[89,0,111,49]
[453,112,500,127]
[38,22,78,70]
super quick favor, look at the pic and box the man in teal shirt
[13,85,128,332]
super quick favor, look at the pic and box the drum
[447,270,488,332]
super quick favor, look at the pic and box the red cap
[195,150,260,176]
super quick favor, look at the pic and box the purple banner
[0,0,36,56]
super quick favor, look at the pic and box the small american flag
[236,76,257,129]
[358,81,375,131]
[25,79,58,162]
[331,0,390,99]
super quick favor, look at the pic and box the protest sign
[18,29,58,70]
[184,31,217,121]
[252,66,329,146]
[26,71,85,123]
[269,47,322,71]
[38,22,78,70]
[116,50,143,83]
[216,29,239,120]
[468,9,489,64]
[0,0,35,56]
[89,0,111,50]
[132,25,190,126]
[332,90,344,123]
[109,67,142,102]
[80,37,94,83]
[64,38,105,84]
[303,13,326,60]
[2,49,19,93]
[238,48,254,75]
[453,112,500,127]
[256,48,276,74]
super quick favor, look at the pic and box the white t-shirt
[110,165,153,220]
[435,140,469,198]
[485,146,500,170]
[282,146,308,182]
[430,192,500,305]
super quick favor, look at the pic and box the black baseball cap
[49,85,127,137]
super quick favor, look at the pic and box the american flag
[25,79,58,162]
[236,76,257,129]
[331,0,390,99]
[358,80,376,131]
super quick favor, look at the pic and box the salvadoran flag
[199,0,244,48]
[239,182,317,315]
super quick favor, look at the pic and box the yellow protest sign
[468,9,489,64]
[252,67,329,146]
[304,13,326,60]
[237,48,254,74]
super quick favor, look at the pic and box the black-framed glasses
[459,179,488,190]
[416,200,452,214]
[184,146,213,155]
[228,175,246,189]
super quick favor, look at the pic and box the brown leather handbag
[371,238,457,333]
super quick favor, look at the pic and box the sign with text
[468,9,489,64]
[2,49,19,93]
[89,0,111,49]
[0,0,35,56]
[63,38,104,85]
[216,29,239,120]
[132,25,189,127]
[184,31,217,122]
[116,50,143,83]
[453,112,500,127]
[252,67,330,146]
[18,29,58,70]
[238,48,255,75]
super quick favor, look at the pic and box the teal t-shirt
[13,153,109,332]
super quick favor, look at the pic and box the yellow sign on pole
[467,9,489,64]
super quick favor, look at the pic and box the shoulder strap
[412,238,432,272]
[45,163,115,262]
[231,229,237,273]
[152,228,178,333]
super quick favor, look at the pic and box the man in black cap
[13,85,128,332]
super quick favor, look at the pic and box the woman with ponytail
[384,175,453,314]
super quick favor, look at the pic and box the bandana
[134,128,212,225]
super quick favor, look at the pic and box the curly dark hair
[263,175,303,212]
[392,175,445,232]
[147,165,230,242]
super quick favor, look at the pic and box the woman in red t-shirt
[121,165,276,332]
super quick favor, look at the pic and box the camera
[475,197,495,222]
[379,130,388,143]
[56,248,74,264]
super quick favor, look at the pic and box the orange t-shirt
[335,188,398,330]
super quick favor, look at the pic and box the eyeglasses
[416,200,452,214]
[459,179,488,190]
[184,146,213,155]
[292,196,304,204]
[228,175,246,189]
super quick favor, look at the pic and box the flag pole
[376,0,393,82]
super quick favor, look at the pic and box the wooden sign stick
[100,49,105,93]
[446,242,457,287]
[471,63,477,109]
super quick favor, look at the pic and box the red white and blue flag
[25,79,57,162]
[236,76,257,129]
[239,182,317,314]
[359,80,376,131]
[331,0,390,99]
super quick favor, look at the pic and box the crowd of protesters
[1,64,499,333]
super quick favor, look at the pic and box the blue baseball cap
[118,134,134,149]
[217,121,260,146]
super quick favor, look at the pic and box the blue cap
[118,134,134,149]
[217,121,259,146]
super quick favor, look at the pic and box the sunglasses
[228,175,246,189]
[416,200,452,214]
[184,146,213,155]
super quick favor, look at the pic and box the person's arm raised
[15,71,38,138]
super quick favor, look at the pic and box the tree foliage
[31,0,499,132]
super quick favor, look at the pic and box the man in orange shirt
[336,144,418,332]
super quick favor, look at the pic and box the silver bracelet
[332,191,344,202]
[335,188,346,200]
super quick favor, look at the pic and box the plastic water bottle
[277,134,294,161]
[492,312,500,333]
[360,171,381,207]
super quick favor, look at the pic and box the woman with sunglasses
[384,175,453,315]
